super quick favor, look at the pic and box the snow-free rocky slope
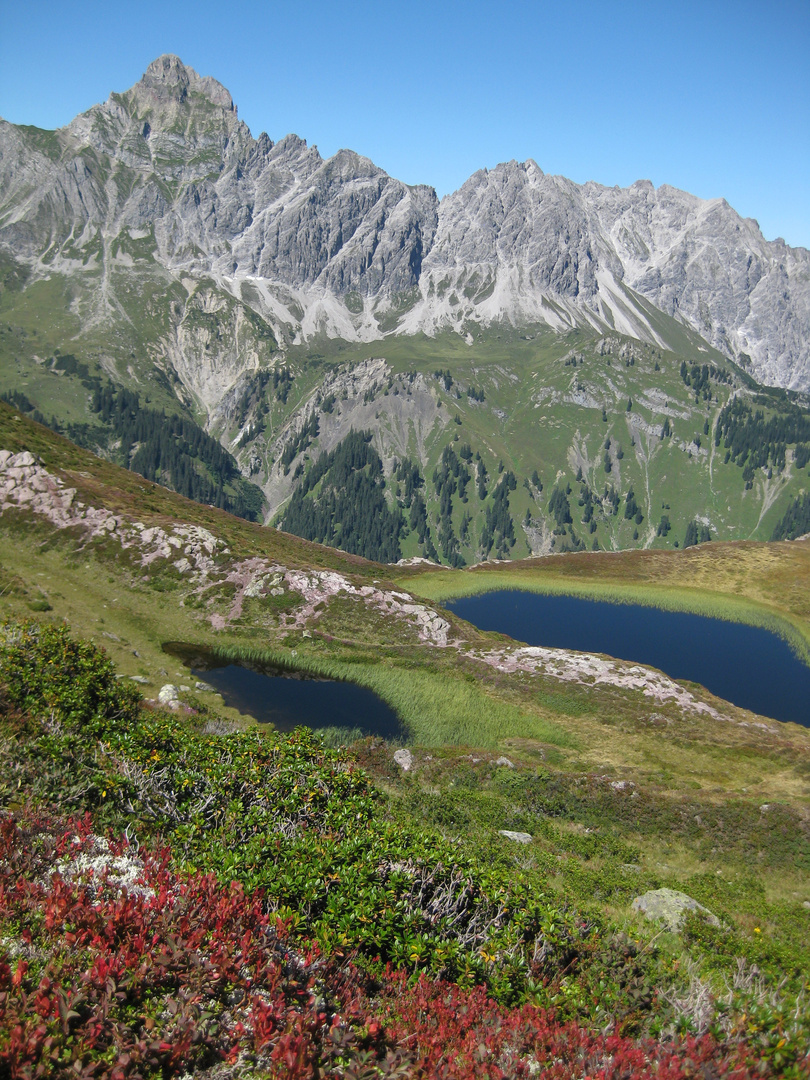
[1,54,809,391]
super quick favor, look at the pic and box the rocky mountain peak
[128,54,235,113]
[0,57,808,388]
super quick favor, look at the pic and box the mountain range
[2,54,810,565]
[2,54,808,389]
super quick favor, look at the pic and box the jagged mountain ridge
[417,164,810,391]
[1,54,808,390]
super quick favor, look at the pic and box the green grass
[4,516,805,803]
[1,403,809,808]
[356,738,810,1021]
[7,618,808,1060]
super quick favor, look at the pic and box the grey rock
[157,683,179,703]
[129,675,150,684]
[0,55,435,305]
[495,756,515,768]
[611,779,635,792]
[498,830,533,844]
[195,680,216,692]
[424,164,810,388]
[632,888,720,932]
[393,748,413,771]
[135,54,235,112]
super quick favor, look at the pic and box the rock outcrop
[0,448,452,647]
[632,888,720,933]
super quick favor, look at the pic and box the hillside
[1,405,809,1075]
[260,332,810,565]
[5,290,810,568]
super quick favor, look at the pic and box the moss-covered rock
[632,887,720,932]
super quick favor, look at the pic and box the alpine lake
[444,590,810,728]
[163,644,405,740]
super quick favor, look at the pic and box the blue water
[444,591,810,727]
[162,645,404,738]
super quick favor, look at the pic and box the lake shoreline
[443,590,810,727]
[404,566,810,669]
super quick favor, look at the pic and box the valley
[1,400,809,1074]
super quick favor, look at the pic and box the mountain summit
[132,54,236,111]
[0,54,808,389]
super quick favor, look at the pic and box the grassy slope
[282,326,810,557]
[3,241,810,567]
[0,399,807,788]
[1,402,810,1066]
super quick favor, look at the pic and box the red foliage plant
[0,811,792,1080]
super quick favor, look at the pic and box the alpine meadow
[0,55,809,1079]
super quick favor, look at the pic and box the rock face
[413,165,810,390]
[1,55,808,388]
[0,55,436,339]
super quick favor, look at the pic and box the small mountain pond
[444,591,810,727]
[163,644,405,740]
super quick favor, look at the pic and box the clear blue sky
[2,0,808,249]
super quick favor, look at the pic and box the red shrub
[0,810,799,1080]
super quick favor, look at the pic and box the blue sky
[2,0,808,248]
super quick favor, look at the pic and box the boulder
[498,830,533,844]
[158,684,180,704]
[631,888,720,932]
[393,748,413,771]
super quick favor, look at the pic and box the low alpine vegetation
[1,621,808,1077]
